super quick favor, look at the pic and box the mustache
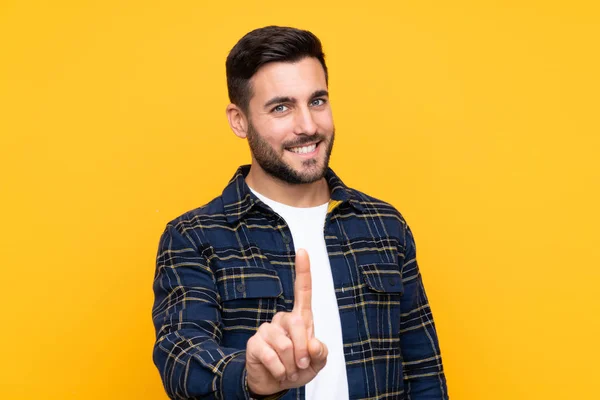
[283,134,327,148]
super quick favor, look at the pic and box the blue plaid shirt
[152,165,448,399]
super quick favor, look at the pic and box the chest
[204,207,406,321]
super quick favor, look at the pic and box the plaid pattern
[152,165,448,399]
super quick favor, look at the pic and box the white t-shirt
[250,189,349,400]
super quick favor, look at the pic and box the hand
[245,249,328,396]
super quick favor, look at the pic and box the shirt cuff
[220,351,249,399]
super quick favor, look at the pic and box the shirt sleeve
[152,223,252,399]
[399,225,449,399]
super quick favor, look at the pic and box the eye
[271,104,289,113]
[310,98,326,107]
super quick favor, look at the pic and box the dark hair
[226,25,328,113]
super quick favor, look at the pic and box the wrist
[244,370,287,400]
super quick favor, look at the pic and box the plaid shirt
[152,165,448,400]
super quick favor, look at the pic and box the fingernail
[290,373,298,382]
[299,357,310,369]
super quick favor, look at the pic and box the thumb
[308,338,328,372]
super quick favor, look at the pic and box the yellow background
[1,1,599,399]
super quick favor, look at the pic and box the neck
[245,163,330,208]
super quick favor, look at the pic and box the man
[152,26,448,399]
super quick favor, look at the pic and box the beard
[246,122,335,185]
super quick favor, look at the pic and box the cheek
[315,110,334,131]
[254,122,288,150]
[260,120,292,143]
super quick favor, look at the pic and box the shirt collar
[222,165,364,224]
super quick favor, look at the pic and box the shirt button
[282,235,291,244]
[236,283,245,293]
[389,278,396,286]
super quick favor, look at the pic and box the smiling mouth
[286,141,320,155]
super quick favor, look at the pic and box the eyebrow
[263,89,329,109]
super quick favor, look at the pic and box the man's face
[245,57,335,184]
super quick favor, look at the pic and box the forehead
[249,57,327,100]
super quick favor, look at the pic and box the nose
[293,106,318,136]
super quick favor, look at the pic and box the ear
[226,103,249,139]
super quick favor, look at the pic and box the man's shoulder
[327,168,407,225]
[346,186,407,224]
[164,194,227,235]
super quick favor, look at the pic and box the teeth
[289,144,317,154]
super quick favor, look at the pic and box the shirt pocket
[215,267,283,333]
[358,263,404,351]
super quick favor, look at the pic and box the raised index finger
[293,248,312,314]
